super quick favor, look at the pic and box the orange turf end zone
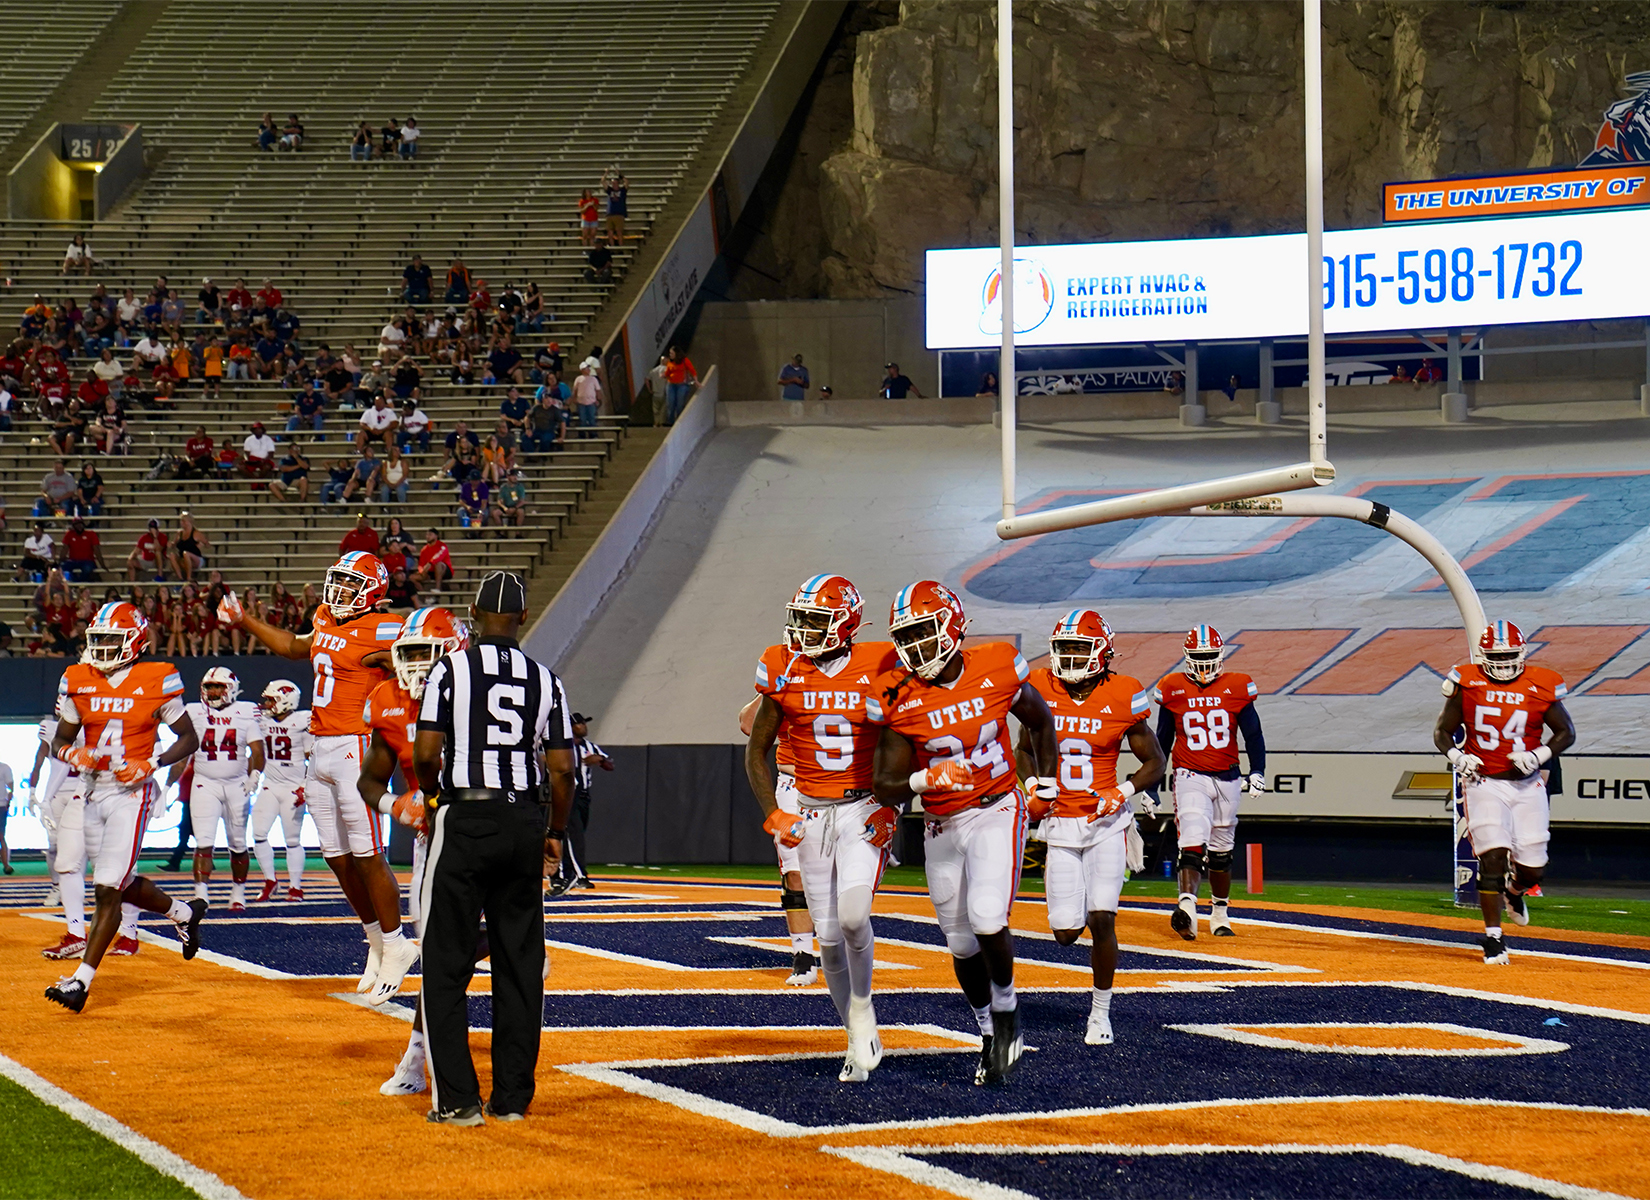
[2,876,1647,1200]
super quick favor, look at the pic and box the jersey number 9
[812,714,853,770]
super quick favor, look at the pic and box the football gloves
[763,807,805,848]
[1090,784,1132,822]
[909,760,972,795]
[1510,745,1552,776]
[1244,773,1266,794]
[114,757,153,784]
[389,789,426,831]
[1447,747,1484,783]
[56,745,98,772]
[864,805,899,848]
[216,593,245,628]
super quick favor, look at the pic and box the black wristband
[548,828,566,840]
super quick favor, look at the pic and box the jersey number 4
[1180,709,1230,751]
[201,726,238,761]
[923,721,1011,781]
[1473,705,1529,753]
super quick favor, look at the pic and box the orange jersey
[1153,670,1258,775]
[363,678,418,779]
[57,660,186,775]
[867,641,1029,817]
[1027,668,1151,817]
[775,717,796,773]
[307,607,399,736]
[1448,662,1567,777]
[754,641,901,798]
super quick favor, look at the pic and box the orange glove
[864,805,899,848]
[1027,795,1053,823]
[763,807,805,849]
[216,592,245,628]
[389,789,426,832]
[57,745,98,772]
[1087,783,1135,823]
[114,757,154,784]
[911,759,972,794]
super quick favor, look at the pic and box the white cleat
[1085,1011,1115,1046]
[380,1046,428,1095]
[43,884,61,909]
[369,936,421,1005]
[838,1056,869,1083]
[846,995,883,1073]
[357,940,383,994]
[785,952,819,987]
[1209,904,1235,937]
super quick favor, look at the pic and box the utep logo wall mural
[1583,71,1650,165]
[961,471,1650,604]
[979,257,1055,335]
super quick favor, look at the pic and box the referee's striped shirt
[417,637,573,793]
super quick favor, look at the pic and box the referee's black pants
[559,786,591,882]
[419,798,546,1115]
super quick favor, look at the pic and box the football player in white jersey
[253,680,313,901]
[168,667,265,910]
[31,713,87,955]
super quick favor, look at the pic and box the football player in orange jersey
[1434,620,1574,965]
[218,552,419,1002]
[869,581,1057,1085]
[45,603,207,1012]
[359,606,471,1092]
[1019,610,1165,1046]
[1153,624,1266,941]
[738,698,819,986]
[746,575,902,1082]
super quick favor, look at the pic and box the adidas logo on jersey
[133,687,145,696]
[857,675,871,684]
[979,677,994,687]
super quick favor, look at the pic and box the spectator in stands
[458,469,491,533]
[257,278,283,310]
[487,335,523,386]
[350,122,373,162]
[17,523,54,581]
[879,361,921,400]
[1388,364,1411,385]
[527,388,565,454]
[579,189,600,246]
[181,427,214,478]
[161,291,184,341]
[224,278,251,312]
[96,394,127,455]
[436,421,481,486]
[451,356,475,386]
[398,395,432,454]
[215,439,240,483]
[201,335,223,400]
[339,513,381,556]
[385,567,419,610]
[383,516,415,563]
[416,527,452,592]
[444,255,472,305]
[320,457,353,505]
[1414,359,1441,387]
[279,114,305,152]
[778,353,809,400]
[519,282,545,333]
[378,445,410,505]
[664,347,696,425]
[469,278,492,327]
[315,356,351,413]
[47,408,77,457]
[603,168,629,243]
[169,512,208,581]
[403,255,432,307]
[61,518,105,582]
[573,363,603,438]
[0,381,14,433]
[242,422,277,480]
[257,112,278,152]
[378,118,401,160]
[36,461,77,518]
[378,317,407,364]
[197,278,221,327]
[392,357,422,400]
[77,366,109,413]
[126,518,167,581]
[1222,373,1240,402]
[255,329,284,379]
[359,359,387,399]
[34,345,71,409]
[494,468,528,531]
[62,234,95,276]
[583,237,614,285]
[286,380,326,440]
[273,304,301,346]
[399,116,420,160]
[75,462,105,517]
[976,372,999,396]
[268,581,301,630]
[482,425,516,481]
[499,385,531,436]
[269,443,311,503]
[226,333,253,381]
[341,445,381,504]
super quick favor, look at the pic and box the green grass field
[604,863,1650,937]
[0,1075,197,1200]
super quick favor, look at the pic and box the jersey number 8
[1058,737,1092,792]
[1180,708,1230,751]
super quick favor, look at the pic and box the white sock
[62,869,86,937]
[407,1029,424,1053]
[1485,925,1503,939]
[287,849,305,888]
[1178,892,1197,910]
[1212,897,1229,908]
[972,1004,994,1036]
[1091,987,1113,1016]
[118,902,140,939]
[252,839,276,882]
[72,962,96,985]
[231,880,246,902]
[194,882,208,901]
[789,931,813,955]
[989,980,1017,1011]
[363,921,383,950]
[167,898,193,923]
[817,940,851,1023]
[381,925,406,948]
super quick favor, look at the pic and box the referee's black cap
[475,570,527,614]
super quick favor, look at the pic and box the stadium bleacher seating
[0,4,124,159]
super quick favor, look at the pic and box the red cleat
[110,936,140,956]
[229,901,246,912]
[286,886,305,901]
[42,933,87,960]
[256,879,281,903]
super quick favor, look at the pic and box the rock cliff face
[732,0,1650,299]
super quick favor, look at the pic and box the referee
[413,571,575,1127]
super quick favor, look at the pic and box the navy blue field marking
[596,984,1650,1133]
[838,1145,1576,1200]
[1116,901,1650,967]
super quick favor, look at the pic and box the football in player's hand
[216,592,245,627]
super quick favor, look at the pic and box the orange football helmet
[784,574,864,658]
[1183,624,1225,684]
[1050,609,1115,683]
[83,602,148,672]
[392,606,471,700]
[1477,619,1528,682]
[323,551,390,619]
[889,581,968,680]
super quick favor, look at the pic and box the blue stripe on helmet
[893,583,915,616]
[799,573,830,600]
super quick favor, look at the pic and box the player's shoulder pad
[1230,672,1259,698]
[1528,663,1568,698]
[754,643,787,693]
[372,618,402,642]
[856,640,902,677]
[1112,674,1150,716]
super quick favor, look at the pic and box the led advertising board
[924,205,1650,349]
[1384,164,1650,222]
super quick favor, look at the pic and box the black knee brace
[1177,847,1207,874]
[781,886,807,911]
[1477,850,1508,895]
[1206,849,1233,873]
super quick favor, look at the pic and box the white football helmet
[1477,620,1528,683]
[1182,624,1226,685]
[201,665,240,709]
[261,679,301,720]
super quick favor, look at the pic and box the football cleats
[261,679,302,720]
[1477,619,1528,682]
[392,607,470,700]
[1182,624,1226,684]
[83,602,148,672]
[889,581,968,681]
[201,665,240,709]
[323,551,390,620]
[784,574,863,658]
[1049,609,1114,683]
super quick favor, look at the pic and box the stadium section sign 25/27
[924,206,1650,349]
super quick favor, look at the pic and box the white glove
[38,801,56,833]
[1031,776,1058,802]
[1509,745,1552,776]
[1244,773,1266,794]
[1124,817,1145,875]
[1135,791,1160,815]
[1447,747,1484,783]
